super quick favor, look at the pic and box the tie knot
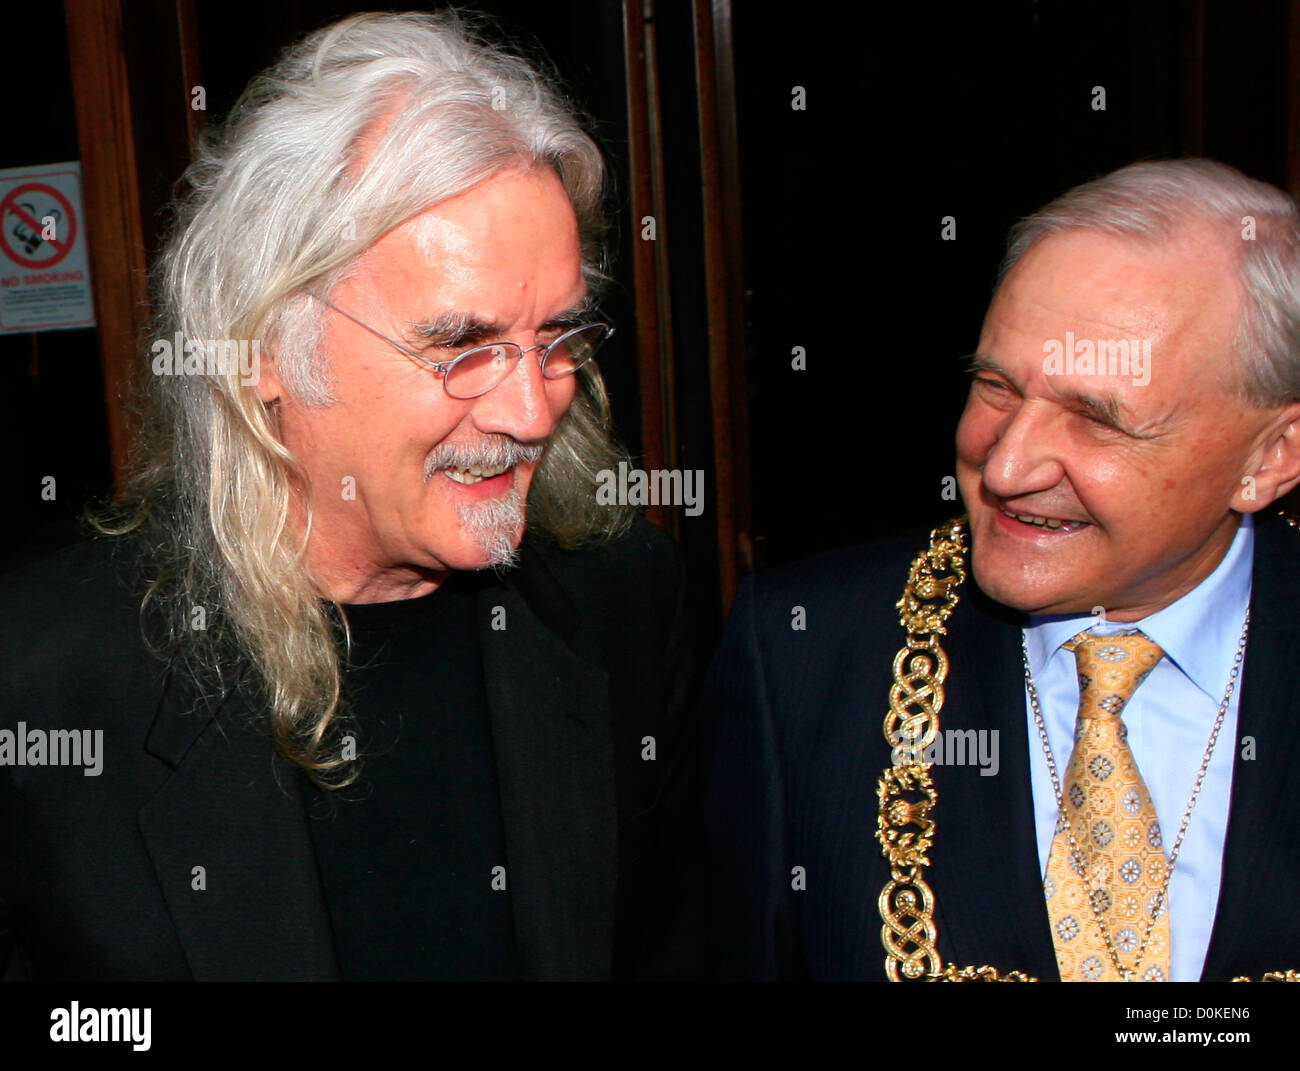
[1063,629,1164,720]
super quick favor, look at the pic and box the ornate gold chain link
[878,514,1297,983]
[876,517,1021,981]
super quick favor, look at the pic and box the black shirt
[302,572,520,980]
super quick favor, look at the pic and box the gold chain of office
[876,514,1300,983]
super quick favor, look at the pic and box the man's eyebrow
[408,312,494,341]
[408,300,598,342]
[967,351,1145,433]
[543,299,600,325]
[966,352,1009,377]
[1058,389,1129,428]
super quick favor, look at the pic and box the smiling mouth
[444,462,512,485]
[999,506,1092,532]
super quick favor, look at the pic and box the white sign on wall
[0,161,96,333]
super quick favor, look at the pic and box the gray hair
[997,158,1300,406]
[99,10,634,785]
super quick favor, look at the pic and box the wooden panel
[65,0,150,491]
[693,0,750,613]
[176,0,205,153]
[710,0,751,585]
[64,0,204,492]
[622,0,676,537]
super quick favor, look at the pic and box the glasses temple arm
[303,289,447,368]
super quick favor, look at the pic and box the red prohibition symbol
[1,182,78,269]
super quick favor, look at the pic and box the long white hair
[99,11,635,785]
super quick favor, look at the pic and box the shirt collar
[1025,514,1254,702]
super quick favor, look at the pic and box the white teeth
[1002,508,1081,530]
[445,463,509,485]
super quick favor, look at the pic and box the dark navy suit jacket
[705,513,1300,980]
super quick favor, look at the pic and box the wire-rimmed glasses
[305,290,613,399]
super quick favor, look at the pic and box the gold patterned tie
[1044,630,1171,982]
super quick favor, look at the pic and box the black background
[1,0,1292,629]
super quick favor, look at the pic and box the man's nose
[980,400,1067,499]
[470,339,560,443]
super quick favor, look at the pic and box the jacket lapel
[1201,515,1300,979]
[929,582,1061,980]
[478,543,618,981]
[135,541,619,982]
[137,668,338,980]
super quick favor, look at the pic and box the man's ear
[255,346,285,408]
[1235,403,1300,511]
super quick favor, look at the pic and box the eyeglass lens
[445,323,610,398]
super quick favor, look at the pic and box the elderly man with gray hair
[0,11,697,981]
[707,158,1300,983]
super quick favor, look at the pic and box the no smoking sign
[1,182,78,269]
[0,162,95,332]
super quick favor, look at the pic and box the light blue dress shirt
[1023,514,1253,982]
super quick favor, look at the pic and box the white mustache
[423,436,544,481]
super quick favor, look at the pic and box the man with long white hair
[0,11,696,981]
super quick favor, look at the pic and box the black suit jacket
[706,513,1300,980]
[0,517,698,981]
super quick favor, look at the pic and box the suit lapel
[138,668,338,980]
[135,541,619,982]
[929,582,1061,980]
[1202,515,1300,979]
[478,543,618,981]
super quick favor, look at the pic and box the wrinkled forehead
[986,224,1245,387]
[337,166,586,329]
